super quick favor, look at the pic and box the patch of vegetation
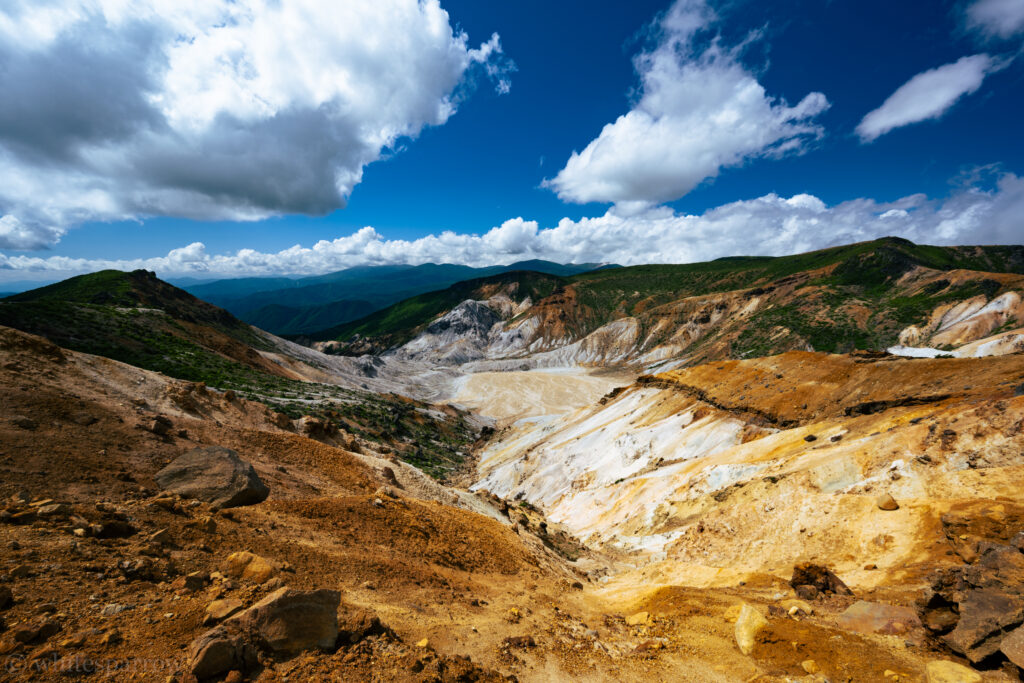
[0,272,478,480]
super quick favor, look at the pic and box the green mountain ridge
[0,269,482,481]
[316,237,1024,357]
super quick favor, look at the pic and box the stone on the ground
[835,600,921,636]
[36,503,71,518]
[625,611,650,626]
[780,599,814,616]
[10,416,37,430]
[0,586,12,610]
[801,660,819,674]
[188,628,249,680]
[790,562,853,596]
[155,446,268,508]
[228,586,340,653]
[734,603,768,656]
[925,660,981,683]
[223,551,279,584]
[876,493,900,510]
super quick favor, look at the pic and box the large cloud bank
[0,0,510,250]
[4,174,1022,278]
[543,0,829,207]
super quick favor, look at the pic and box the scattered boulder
[876,493,900,511]
[100,604,128,617]
[187,627,254,680]
[172,571,210,593]
[68,411,98,426]
[836,600,921,636]
[36,502,71,518]
[734,604,767,656]
[0,586,12,610]
[13,618,60,645]
[117,556,166,582]
[791,562,853,597]
[229,586,340,653]
[801,660,819,674]
[188,587,338,678]
[223,551,279,584]
[141,415,173,436]
[925,660,981,683]
[10,416,37,430]
[155,446,269,508]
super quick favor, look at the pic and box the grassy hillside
[0,270,279,381]
[0,269,479,480]
[319,238,1024,357]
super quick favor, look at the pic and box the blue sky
[0,0,1022,283]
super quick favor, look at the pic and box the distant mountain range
[318,237,1024,364]
[181,260,614,335]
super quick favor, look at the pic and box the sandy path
[452,368,632,422]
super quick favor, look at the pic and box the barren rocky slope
[4,238,1024,682]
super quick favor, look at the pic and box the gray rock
[155,446,268,508]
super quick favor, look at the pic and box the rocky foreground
[2,322,1024,682]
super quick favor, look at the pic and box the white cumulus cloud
[3,174,1022,281]
[543,0,829,206]
[857,54,1007,142]
[966,0,1024,39]
[0,0,511,251]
